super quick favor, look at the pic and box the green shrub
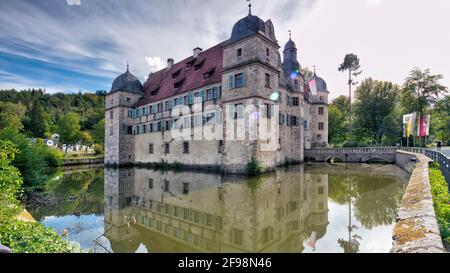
[40,146,64,167]
[246,157,263,176]
[429,163,450,245]
[93,144,104,155]
[0,140,73,253]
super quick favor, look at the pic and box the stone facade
[104,10,329,173]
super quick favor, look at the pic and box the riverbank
[64,155,104,166]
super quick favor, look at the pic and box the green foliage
[328,104,348,145]
[0,140,73,253]
[0,127,62,186]
[353,78,401,145]
[57,112,81,154]
[25,100,49,138]
[93,143,104,155]
[245,157,263,176]
[92,119,105,144]
[429,164,450,244]
[0,101,26,132]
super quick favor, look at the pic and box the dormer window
[203,67,215,80]
[237,48,242,57]
[174,78,185,89]
[194,59,205,70]
[186,60,195,69]
[150,87,160,96]
[171,69,181,79]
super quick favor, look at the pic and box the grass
[428,162,450,250]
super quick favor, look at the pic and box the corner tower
[105,64,144,165]
[307,69,329,148]
[221,4,284,172]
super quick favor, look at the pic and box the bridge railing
[400,147,450,191]
[305,146,397,154]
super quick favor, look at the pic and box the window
[292,116,299,126]
[318,186,324,195]
[183,183,189,195]
[143,124,147,133]
[126,97,131,102]
[183,142,189,154]
[266,48,270,57]
[148,178,154,189]
[320,96,324,102]
[234,104,244,119]
[127,126,133,135]
[165,143,170,154]
[317,134,322,139]
[149,143,154,154]
[164,180,170,192]
[292,97,299,106]
[265,104,273,119]
[265,73,271,88]
[110,110,113,119]
[136,125,140,134]
[230,228,244,245]
[165,120,170,130]
[318,122,324,130]
[184,95,189,106]
[319,107,324,115]
[206,89,213,100]
[109,126,113,136]
[228,73,245,89]
[237,48,242,57]
[218,140,223,153]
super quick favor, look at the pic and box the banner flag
[419,114,430,137]
[403,113,417,137]
[309,78,317,95]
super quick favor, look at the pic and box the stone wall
[391,151,445,253]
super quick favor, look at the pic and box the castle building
[105,6,329,173]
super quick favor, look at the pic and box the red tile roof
[136,42,224,106]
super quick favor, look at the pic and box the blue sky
[0,0,449,98]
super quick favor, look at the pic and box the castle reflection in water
[100,163,409,253]
[103,165,330,253]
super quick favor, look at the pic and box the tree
[26,100,49,138]
[401,68,448,115]
[80,131,93,155]
[57,112,81,155]
[328,105,348,145]
[92,119,105,144]
[430,95,450,145]
[0,102,26,132]
[338,53,362,145]
[353,78,400,145]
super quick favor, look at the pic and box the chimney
[167,58,174,68]
[193,47,203,58]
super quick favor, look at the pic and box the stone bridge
[304,147,398,163]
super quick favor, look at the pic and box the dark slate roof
[307,73,328,92]
[227,14,267,45]
[284,38,296,51]
[110,68,144,94]
[136,42,224,107]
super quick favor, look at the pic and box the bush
[39,146,64,167]
[429,163,450,245]
[0,140,73,253]
[246,157,263,176]
[94,144,104,155]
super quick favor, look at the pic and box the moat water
[27,163,410,253]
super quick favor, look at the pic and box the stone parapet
[391,151,445,253]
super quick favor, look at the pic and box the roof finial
[126,61,129,72]
[247,0,252,15]
[313,65,317,75]
[289,30,292,40]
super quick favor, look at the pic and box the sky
[0,0,449,99]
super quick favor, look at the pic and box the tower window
[109,126,113,136]
[265,73,271,88]
[149,143,154,154]
[165,143,170,154]
[292,97,299,106]
[237,48,242,57]
[266,48,270,57]
[319,107,324,115]
[148,179,154,189]
[235,73,245,88]
[183,183,189,195]
[218,140,223,153]
[320,96,324,102]
[318,122,324,130]
[110,110,114,119]
[183,142,189,154]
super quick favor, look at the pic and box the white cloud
[366,0,382,6]
[144,56,166,73]
[66,0,81,6]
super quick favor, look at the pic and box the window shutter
[242,73,246,87]
[228,75,234,89]
[213,87,219,99]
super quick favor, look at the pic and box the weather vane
[289,30,292,39]
[126,61,129,71]
[247,0,252,15]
